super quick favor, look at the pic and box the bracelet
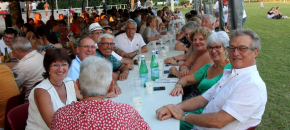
[180,66,188,70]
[176,82,183,88]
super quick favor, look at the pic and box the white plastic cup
[165,45,169,51]
[152,41,156,48]
[146,82,153,94]
[133,97,142,112]
[161,49,167,56]
[159,69,163,78]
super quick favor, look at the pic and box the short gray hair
[125,19,137,29]
[230,29,261,51]
[206,31,229,48]
[97,33,114,43]
[202,14,216,24]
[181,21,200,32]
[12,37,32,52]
[77,35,94,46]
[79,56,113,96]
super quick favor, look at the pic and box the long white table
[112,41,184,130]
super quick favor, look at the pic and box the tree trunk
[9,1,22,26]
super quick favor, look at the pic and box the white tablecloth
[112,41,184,130]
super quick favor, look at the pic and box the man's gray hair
[181,21,200,32]
[97,33,115,43]
[206,31,229,48]
[230,29,261,51]
[12,37,32,52]
[125,19,137,29]
[77,35,94,46]
[79,56,113,96]
[202,14,216,24]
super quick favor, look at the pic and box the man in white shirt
[156,29,267,130]
[213,0,228,26]
[0,28,16,58]
[114,19,148,59]
[11,37,44,102]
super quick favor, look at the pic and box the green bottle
[4,47,10,63]
[139,55,149,87]
[150,50,159,81]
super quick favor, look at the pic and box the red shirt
[51,100,151,130]
[69,23,80,33]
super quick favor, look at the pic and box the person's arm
[146,34,161,42]
[156,95,208,121]
[187,52,213,75]
[34,88,55,128]
[176,32,184,41]
[170,73,199,96]
[117,64,129,81]
[174,41,188,51]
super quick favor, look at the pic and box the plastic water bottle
[150,50,159,81]
[139,55,149,87]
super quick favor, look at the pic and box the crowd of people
[0,0,268,129]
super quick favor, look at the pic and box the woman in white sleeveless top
[26,49,82,130]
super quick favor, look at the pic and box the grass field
[159,2,290,129]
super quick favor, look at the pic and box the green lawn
[159,2,290,129]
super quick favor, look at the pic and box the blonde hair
[190,27,212,42]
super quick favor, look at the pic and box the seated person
[26,49,82,129]
[0,28,17,59]
[267,7,276,19]
[170,31,231,129]
[35,26,62,56]
[114,19,148,59]
[11,37,44,102]
[156,29,267,130]
[142,15,161,43]
[0,65,20,129]
[274,6,284,19]
[174,21,200,52]
[169,27,213,78]
[95,33,129,81]
[51,57,150,130]
[103,26,113,34]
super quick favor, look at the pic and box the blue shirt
[67,55,81,81]
[95,49,122,71]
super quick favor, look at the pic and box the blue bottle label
[151,68,159,78]
[140,73,149,83]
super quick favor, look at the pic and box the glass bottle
[4,47,10,63]
[150,50,159,81]
[139,55,149,87]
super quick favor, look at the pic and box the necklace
[212,58,229,69]
[49,79,64,87]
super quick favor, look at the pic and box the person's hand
[156,35,161,39]
[156,105,173,121]
[164,105,184,120]
[179,68,189,77]
[119,71,128,81]
[106,91,118,98]
[113,85,122,95]
[170,84,183,96]
[164,57,175,64]
[120,51,129,57]
[169,67,178,76]
[128,64,134,70]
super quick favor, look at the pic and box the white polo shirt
[113,33,146,53]
[0,38,12,55]
[195,65,267,130]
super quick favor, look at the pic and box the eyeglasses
[91,31,103,35]
[79,45,96,49]
[51,63,68,68]
[227,46,256,53]
[4,36,14,40]
[99,42,115,46]
[207,45,222,51]
[126,28,136,30]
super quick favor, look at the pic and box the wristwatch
[182,112,190,121]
